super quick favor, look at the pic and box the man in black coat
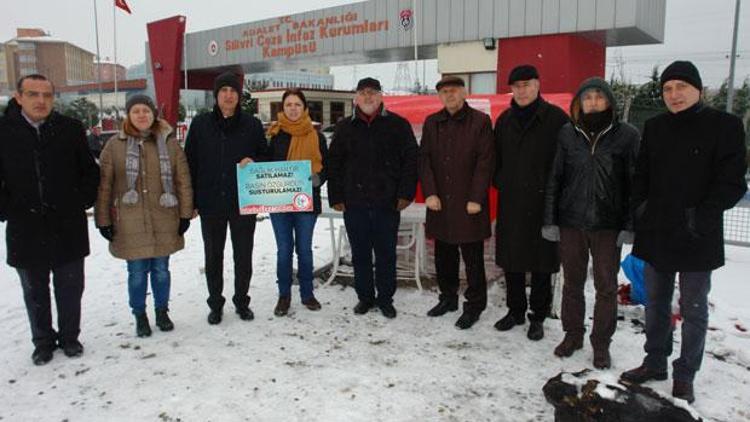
[184,72,267,325]
[543,77,640,369]
[493,65,570,340]
[0,74,100,365]
[621,61,748,404]
[327,77,418,319]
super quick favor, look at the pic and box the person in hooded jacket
[184,72,267,325]
[95,95,193,338]
[542,77,640,369]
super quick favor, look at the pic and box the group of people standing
[0,59,746,404]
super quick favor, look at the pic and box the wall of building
[95,63,128,83]
[64,43,94,86]
[35,42,67,87]
[0,43,8,92]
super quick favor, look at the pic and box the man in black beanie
[492,64,569,341]
[621,60,747,404]
[184,71,267,325]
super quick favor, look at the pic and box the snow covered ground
[1,216,749,422]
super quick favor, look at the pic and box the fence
[725,194,750,247]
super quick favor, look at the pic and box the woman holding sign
[95,95,193,337]
[266,89,328,316]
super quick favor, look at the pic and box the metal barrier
[725,196,750,247]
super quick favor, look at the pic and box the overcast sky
[2,0,748,90]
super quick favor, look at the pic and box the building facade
[94,61,128,83]
[252,88,355,127]
[3,28,95,89]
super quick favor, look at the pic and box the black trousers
[434,239,487,315]
[16,258,85,348]
[504,271,552,322]
[200,214,256,311]
[343,206,400,306]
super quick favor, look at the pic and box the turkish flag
[115,0,131,14]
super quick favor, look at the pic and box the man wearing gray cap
[327,77,418,319]
[621,61,747,403]
[419,76,494,329]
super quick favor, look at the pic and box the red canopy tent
[382,93,574,221]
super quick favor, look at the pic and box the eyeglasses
[22,90,54,100]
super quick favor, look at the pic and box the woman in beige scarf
[266,89,328,316]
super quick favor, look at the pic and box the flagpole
[113,0,119,125]
[93,0,104,127]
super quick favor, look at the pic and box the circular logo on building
[400,9,413,30]
[208,40,219,56]
[292,193,312,211]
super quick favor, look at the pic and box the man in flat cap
[327,77,418,319]
[621,61,747,403]
[184,71,267,325]
[493,64,569,340]
[419,76,494,329]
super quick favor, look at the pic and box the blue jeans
[642,263,711,383]
[343,206,400,306]
[126,256,171,314]
[270,212,318,300]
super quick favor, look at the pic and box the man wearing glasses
[0,74,100,365]
[327,77,418,319]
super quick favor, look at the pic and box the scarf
[267,109,322,174]
[580,109,613,136]
[122,127,178,208]
[511,96,541,128]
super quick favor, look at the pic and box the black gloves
[178,218,190,236]
[98,226,114,242]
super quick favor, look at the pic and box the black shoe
[620,365,668,384]
[135,313,152,337]
[494,312,525,331]
[236,307,254,321]
[455,312,480,329]
[207,309,223,325]
[672,380,695,404]
[527,320,544,341]
[155,308,174,332]
[61,340,84,358]
[379,304,397,319]
[353,301,375,315]
[31,346,54,366]
[427,299,458,317]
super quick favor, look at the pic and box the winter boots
[135,312,152,337]
[554,334,584,357]
[155,308,174,331]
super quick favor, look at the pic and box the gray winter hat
[125,94,158,117]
